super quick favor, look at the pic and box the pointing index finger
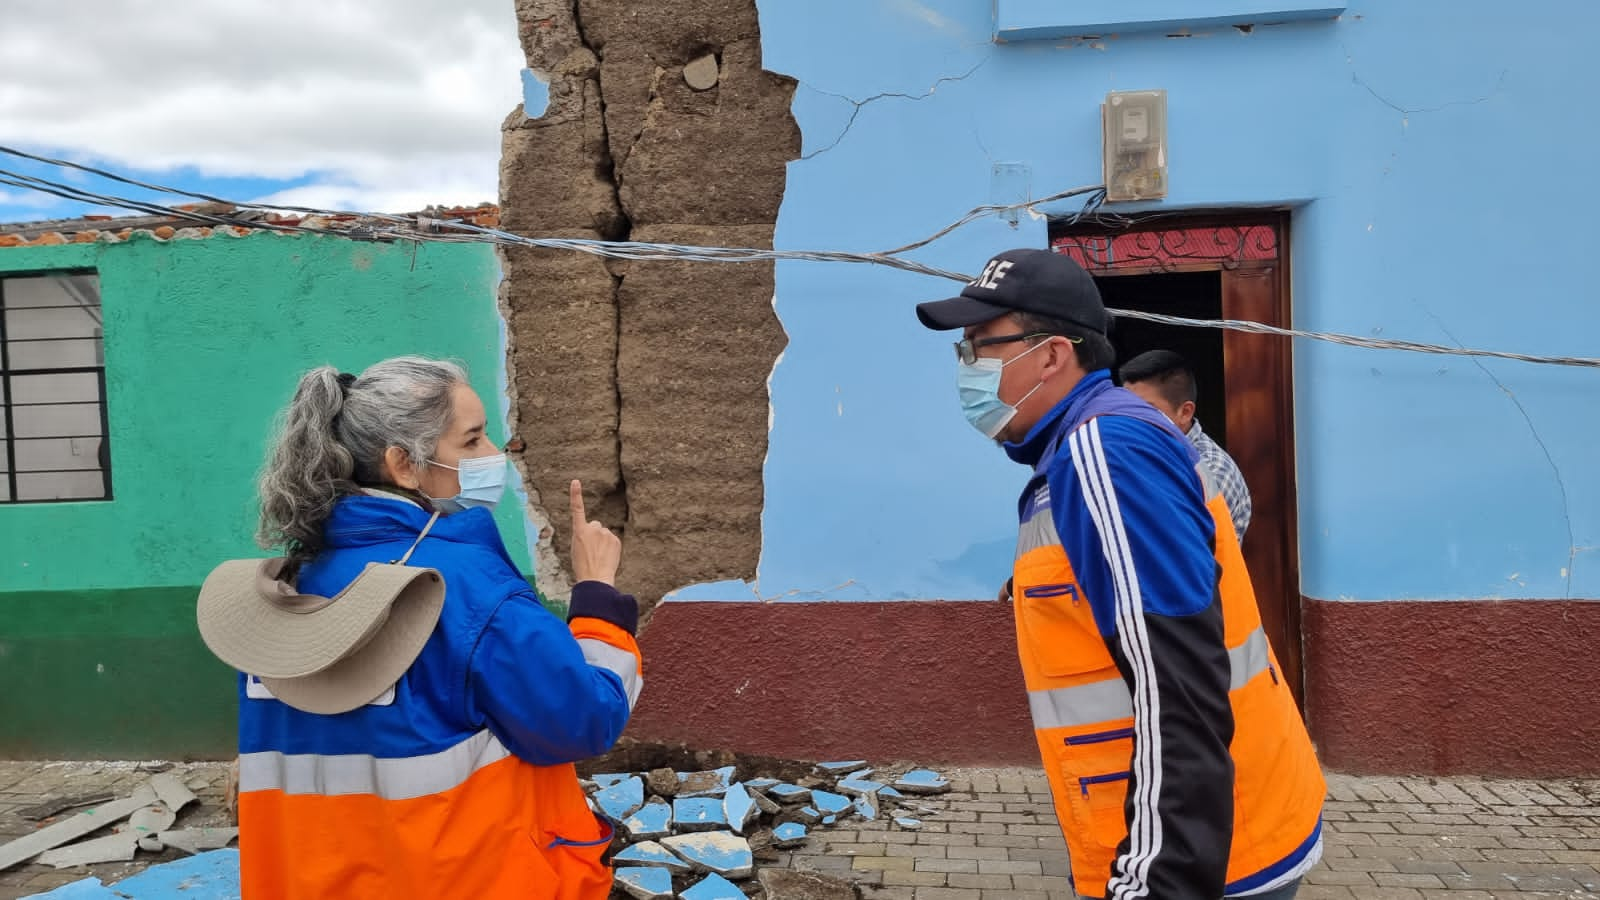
[569,479,586,526]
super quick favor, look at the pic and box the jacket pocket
[1057,726,1135,850]
[538,819,614,900]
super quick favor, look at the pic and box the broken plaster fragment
[623,799,673,841]
[595,776,646,824]
[815,760,868,776]
[677,766,735,798]
[0,783,157,871]
[662,831,754,880]
[683,53,720,91]
[614,866,674,900]
[724,783,760,835]
[854,792,880,821]
[673,796,728,832]
[772,821,808,847]
[811,790,852,817]
[893,769,951,795]
[894,816,924,831]
[682,872,745,900]
[766,783,810,804]
[157,828,239,855]
[612,840,690,872]
[36,833,140,868]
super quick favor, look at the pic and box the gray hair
[256,356,468,565]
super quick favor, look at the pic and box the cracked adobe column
[501,0,799,615]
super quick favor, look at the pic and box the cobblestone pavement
[1,762,1596,900]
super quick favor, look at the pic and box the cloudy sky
[0,0,524,223]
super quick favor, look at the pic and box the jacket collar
[1003,369,1115,468]
[324,492,509,560]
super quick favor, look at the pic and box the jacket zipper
[1078,771,1131,797]
[1064,727,1134,746]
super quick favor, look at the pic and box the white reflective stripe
[1027,677,1134,731]
[577,638,643,709]
[238,728,510,801]
[1229,627,1272,692]
[1016,508,1061,558]
[1072,419,1162,900]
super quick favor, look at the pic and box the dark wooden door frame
[1052,212,1305,702]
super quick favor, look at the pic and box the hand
[568,479,622,586]
[997,578,1013,603]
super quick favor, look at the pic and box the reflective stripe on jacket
[1005,371,1325,900]
[237,494,640,900]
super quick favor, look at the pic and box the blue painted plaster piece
[837,777,887,796]
[614,866,674,900]
[894,769,951,794]
[723,782,759,834]
[772,821,809,846]
[519,68,551,119]
[816,760,869,775]
[595,776,646,824]
[674,796,728,831]
[662,831,755,879]
[106,849,241,899]
[19,879,122,900]
[823,814,837,825]
[682,872,746,900]
[795,806,821,824]
[592,772,634,788]
[623,798,674,841]
[854,793,880,820]
[812,789,852,816]
[677,765,736,798]
[767,783,811,803]
[745,777,780,790]
[880,786,904,798]
[613,840,691,871]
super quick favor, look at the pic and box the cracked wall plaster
[500,0,798,616]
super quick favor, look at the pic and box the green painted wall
[0,229,530,759]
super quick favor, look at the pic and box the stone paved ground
[0,762,1597,900]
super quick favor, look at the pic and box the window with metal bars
[0,271,110,503]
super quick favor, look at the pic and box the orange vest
[1013,418,1325,895]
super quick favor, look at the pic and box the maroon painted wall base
[1303,597,1600,777]
[626,601,1041,765]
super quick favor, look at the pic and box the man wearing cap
[917,249,1325,900]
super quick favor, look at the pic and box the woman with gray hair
[221,356,639,899]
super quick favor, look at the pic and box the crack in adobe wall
[502,0,798,620]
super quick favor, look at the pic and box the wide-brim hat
[196,558,445,715]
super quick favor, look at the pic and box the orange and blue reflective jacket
[236,494,641,900]
[1004,371,1325,900]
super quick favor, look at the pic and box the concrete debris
[646,767,681,798]
[595,776,647,824]
[853,792,879,821]
[624,799,674,841]
[615,866,675,900]
[613,840,691,871]
[766,783,811,804]
[661,831,755,879]
[793,806,822,825]
[836,776,893,797]
[36,833,140,868]
[815,760,868,776]
[16,792,115,822]
[745,777,780,791]
[810,790,852,817]
[750,786,781,816]
[673,796,728,832]
[681,872,745,900]
[676,766,735,798]
[893,769,951,795]
[772,822,808,847]
[127,801,178,841]
[0,783,156,871]
[723,782,760,834]
[758,868,859,900]
[893,816,924,831]
[137,835,164,853]
[157,828,239,855]
[682,53,720,92]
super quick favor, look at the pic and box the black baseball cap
[916,248,1109,334]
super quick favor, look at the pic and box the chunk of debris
[673,796,728,832]
[682,872,744,900]
[853,792,879,821]
[677,766,735,798]
[623,799,674,842]
[759,868,858,900]
[772,822,809,848]
[745,777,780,791]
[893,769,951,795]
[766,783,811,804]
[724,782,760,834]
[614,866,674,900]
[811,790,851,817]
[792,806,822,825]
[750,787,781,816]
[151,774,197,815]
[592,772,634,788]
[682,53,720,92]
[137,835,164,853]
[36,833,139,868]
[16,792,115,822]
[893,816,923,831]
[646,767,680,798]
[594,776,646,824]
[0,783,156,871]
[836,777,888,797]
[138,762,175,774]
[612,841,691,872]
[662,831,755,879]
[157,828,239,855]
[815,760,869,776]
[128,801,178,841]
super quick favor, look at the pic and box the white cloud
[0,0,525,213]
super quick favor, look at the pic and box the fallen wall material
[501,0,797,612]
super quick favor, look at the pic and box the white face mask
[423,453,508,514]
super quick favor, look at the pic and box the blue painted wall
[673,1,1597,603]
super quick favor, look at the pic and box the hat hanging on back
[916,248,1109,334]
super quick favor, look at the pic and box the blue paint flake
[595,775,646,824]
[723,782,759,834]
[520,69,550,120]
[767,783,811,803]
[816,759,869,775]
[893,769,951,794]
[812,789,852,816]
[673,796,728,830]
[662,831,754,879]
[682,872,746,900]
[773,821,809,846]
[623,798,674,841]
[613,840,690,871]
[614,866,674,899]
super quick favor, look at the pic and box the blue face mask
[424,453,508,514]
[958,341,1047,440]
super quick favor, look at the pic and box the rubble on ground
[590,759,949,898]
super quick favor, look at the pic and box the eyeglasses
[953,331,1078,365]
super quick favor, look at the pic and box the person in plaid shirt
[1120,350,1252,542]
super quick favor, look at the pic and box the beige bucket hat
[196,557,445,715]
